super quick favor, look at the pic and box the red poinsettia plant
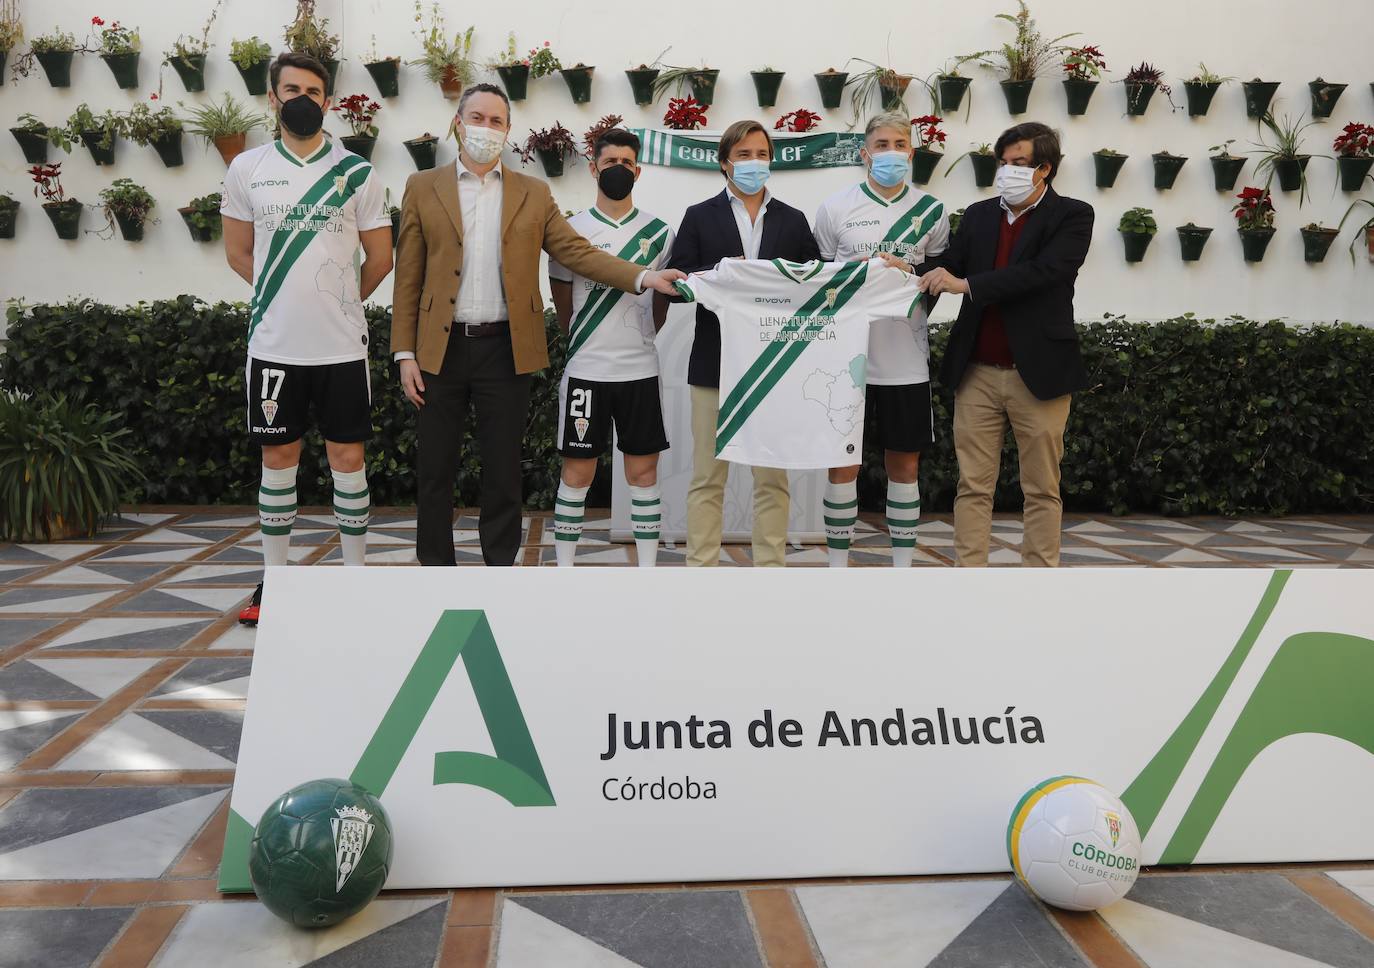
[1333,122,1373,158]
[332,94,381,138]
[1233,186,1275,230]
[662,97,708,131]
[911,115,946,151]
[30,163,70,205]
[517,122,577,163]
[581,114,624,158]
[1062,45,1107,81]
[775,108,821,133]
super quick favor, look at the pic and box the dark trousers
[416,330,532,566]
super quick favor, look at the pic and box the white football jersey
[221,137,390,366]
[548,206,674,382]
[813,181,949,385]
[675,258,922,469]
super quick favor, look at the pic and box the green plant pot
[389,208,400,248]
[625,67,658,106]
[404,136,438,170]
[1337,155,1374,192]
[341,134,376,161]
[236,57,270,96]
[101,51,140,89]
[113,210,145,242]
[149,129,185,168]
[911,148,942,185]
[1121,231,1154,263]
[815,70,848,109]
[970,152,997,188]
[560,66,595,104]
[751,70,784,108]
[322,57,339,97]
[535,147,566,178]
[1176,225,1213,262]
[179,207,221,242]
[43,200,83,239]
[1124,81,1157,116]
[688,69,719,106]
[498,64,531,101]
[0,203,17,239]
[1238,226,1275,262]
[81,130,118,166]
[1300,226,1339,263]
[937,74,970,113]
[1093,152,1128,188]
[168,53,206,92]
[11,127,49,164]
[1063,78,1097,115]
[1242,79,1279,118]
[1183,80,1220,117]
[1273,156,1309,192]
[1210,155,1246,191]
[364,58,400,98]
[1152,153,1187,190]
[1000,79,1033,115]
[0,49,6,83]
[1308,79,1346,119]
[35,49,74,87]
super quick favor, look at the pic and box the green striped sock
[332,468,370,566]
[888,481,921,566]
[554,481,589,567]
[629,484,661,567]
[259,464,297,568]
[824,480,858,567]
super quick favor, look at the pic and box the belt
[457,320,509,338]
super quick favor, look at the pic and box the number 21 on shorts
[570,386,592,443]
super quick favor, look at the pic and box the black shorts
[245,357,372,445]
[865,382,935,453]
[558,374,669,458]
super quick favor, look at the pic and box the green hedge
[2,300,1371,515]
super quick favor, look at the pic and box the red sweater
[971,212,1030,367]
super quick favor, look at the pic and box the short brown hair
[269,51,331,95]
[457,82,511,123]
[994,122,1062,182]
[717,120,773,176]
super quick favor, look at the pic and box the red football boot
[238,582,263,626]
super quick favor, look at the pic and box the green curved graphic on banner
[433,752,557,806]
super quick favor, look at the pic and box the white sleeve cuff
[634,269,648,293]
[393,351,416,362]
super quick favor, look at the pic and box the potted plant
[1253,112,1320,201]
[518,123,577,178]
[815,67,849,110]
[1233,186,1276,262]
[489,33,530,101]
[98,177,155,242]
[30,163,83,239]
[404,131,439,170]
[1176,222,1213,262]
[409,2,474,100]
[662,96,708,131]
[66,103,125,166]
[0,192,18,239]
[164,0,222,93]
[333,94,380,160]
[1061,44,1105,115]
[580,114,625,158]
[91,16,141,89]
[1209,140,1247,191]
[20,28,81,87]
[1299,222,1340,263]
[124,98,185,168]
[910,115,946,185]
[182,93,268,167]
[1308,78,1346,119]
[1118,207,1156,262]
[653,62,723,107]
[560,61,596,104]
[1242,78,1280,119]
[1182,63,1230,117]
[230,36,272,96]
[1122,62,1170,117]
[1336,198,1374,264]
[840,60,915,126]
[0,0,20,82]
[626,62,661,106]
[0,393,143,542]
[1333,123,1374,192]
[10,114,73,165]
[967,2,1077,116]
[752,65,785,108]
[284,0,341,95]
[179,191,223,242]
[774,108,821,133]
[362,36,400,98]
[1093,147,1128,188]
[946,142,998,187]
[935,57,978,113]
[1152,150,1187,189]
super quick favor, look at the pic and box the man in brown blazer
[392,84,684,566]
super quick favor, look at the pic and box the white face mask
[461,123,505,165]
[995,164,1038,205]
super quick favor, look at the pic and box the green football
[248,777,394,928]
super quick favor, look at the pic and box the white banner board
[220,567,1374,891]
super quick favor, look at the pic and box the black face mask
[597,164,635,201]
[278,93,324,138]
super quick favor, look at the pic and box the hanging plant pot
[0,50,7,82]
[1093,151,1128,188]
[535,148,566,178]
[1238,226,1275,262]
[1242,79,1279,119]
[498,64,531,101]
[560,65,595,104]
[1337,155,1374,192]
[11,127,50,164]
[168,53,206,93]
[879,73,913,111]
[178,207,221,242]
[1183,80,1220,117]
[1366,223,1374,262]
[341,134,376,161]
[910,148,942,185]
[364,58,400,98]
[236,57,270,96]
[0,202,18,239]
[1120,231,1154,263]
[35,50,74,87]
[1273,156,1309,192]
[112,211,146,242]
[1176,225,1213,262]
[624,67,658,106]
[751,70,784,108]
[1210,155,1246,191]
[969,152,998,188]
[1124,82,1157,116]
[1299,225,1339,263]
[213,132,247,167]
[1000,79,1034,115]
[321,58,340,97]
[815,70,848,109]
[150,129,185,168]
[101,52,141,89]
[439,64,464,100]
[404,135,438,170]
[81,130,118,166]
[43,200,83,239]
[1152,153,1188,190]
[1062,78,1097,116]
[688,69,720,106]
[1308,79,1347,119]
[937,74,971,113]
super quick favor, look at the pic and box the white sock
[888,481,921,567]
[332,467,370,566]
[824,480,858,568]
[554,482,589,567]
[629,484,662,567]
[259,464,297,568]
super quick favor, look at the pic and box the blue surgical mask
[868,150,909,188]
[729,159,770,196]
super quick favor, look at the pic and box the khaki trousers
[687,386,790,567]
[952,363,1071,567]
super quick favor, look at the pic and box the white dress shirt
[724,186,772,259]
[1000,184,1046,224]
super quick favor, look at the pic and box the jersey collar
[589,205,639,228]
[860,181,910,208]
[274,138,332,167]
[770,258,826,283]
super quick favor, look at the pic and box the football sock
[332,467,370,566]
[554,481,589,567]
[259,464,298,568]
[629,484,662,567]
[888,481,921,567]
[824,480,858,568]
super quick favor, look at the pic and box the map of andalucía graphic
[315,259,360,311]
[802,354,868,435]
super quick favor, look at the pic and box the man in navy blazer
[666,119,821,567]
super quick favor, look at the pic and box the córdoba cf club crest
[331,805,376,892]
[824,288,839,309]
[574,417,590,441]
[261,400,279,425]
[638,238,652,259]
[1105,811,1122,848]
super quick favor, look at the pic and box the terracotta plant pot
[404,136,438,170]
[150,130,185,168]
[112,210,145,242]
[1093,151,1128,188]
[1210,155,1246,191]
[1238,226,1275,262]
[1121,231,1154,263]
[1063,78,1097,116]
[535,147,566,178]
[1242,80,1279,119]
[81,130,118,166]
[43,200,83,239]
[168,53,206,92]
[214,132,247,167]
[1177,224,1213,262]
[879,74,913,111]
[1337,155,1374,192]
[364,58,400,98]
[236,57,270,96]
[101,51,141,89]
[1152,153,1188,190]
[1299,225,1339,263]
[35,49,74,87]
[11,127,49,164]
[969,152,997,188]
[1308,79,1346,119]
[1183,81,1220,117]
[625,67,658,106]
[910,148,942,185]
[751,70,784,108]
[815,70,848,109]
[937,74,971,113]
[688,69,720,106]
[439,65,464,100]
[498,64,531,101]
[0,201,18,239]
[1000,79,1033,115]
[560,65,595,104]
[340,134,376,161]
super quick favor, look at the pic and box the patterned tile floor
[1,507,1372,968]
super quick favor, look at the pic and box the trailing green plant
[122,101,183,144]
[409,1,475,86]
[1118,207,1157,233]
[65,103,126,150]
[181,192,223,237]
[967,1,1077,82]
[97,177,154,220]
[283,0,339,62]
[1336,198,1374,263]
[839,58,915,128]
[1251,112,1323,205]
[28,27,77,52]
[180,93,268,142]
[166,0,223,60]
[14,113,74,153]
[229,35,272,70]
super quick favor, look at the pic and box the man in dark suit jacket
[916,122,1093,567]
[666,119,821,567]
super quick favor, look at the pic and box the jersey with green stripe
[813,182,949,386]
[675,259,922,470]
[221,138,390,366]
[547,206,674,382]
